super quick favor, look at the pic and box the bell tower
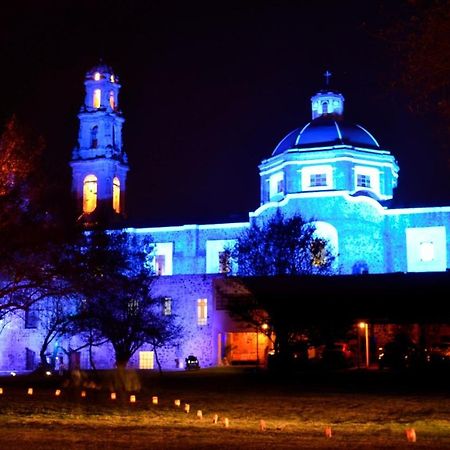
[70,63,129,226]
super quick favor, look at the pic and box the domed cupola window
[269,172,284,200]
[302,165,333,191]
[354,166,380,197]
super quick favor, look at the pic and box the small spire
[324,70,332,87]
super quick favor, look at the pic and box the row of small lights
[0,386,418,442]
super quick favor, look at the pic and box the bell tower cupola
[70,63,129,226]
[310,71,345,120]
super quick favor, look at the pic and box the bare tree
[68,229,182,376]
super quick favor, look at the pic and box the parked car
[185,355,200,370]
[427,341,450,367]
[319,342,355,368]
[267,342,315,370]
[378,341,423,370]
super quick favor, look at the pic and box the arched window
[109,90,115,109]
[322,101,328,114]
[113,176,120,213]
[91,126,98,149]
[93,89,101,108]
[83,175,97,213]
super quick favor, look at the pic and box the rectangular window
[219,251,231,274]
[206,239,236,274]
[354,166,380,195]
[151,243,174,276]
[419,241,434,262]
[155,255,165,275]
[139,351,154,370]
[25,305,39,329]
[128,298,139,315]
[302,165,333,191]
[276,178,284,194]
[163,297,172,316]
[406,226,446,272]
[197,298,207,326]
[269,172,284,199]
[25,348,36,371]
[357,174,371,188]
[309,173,327,187]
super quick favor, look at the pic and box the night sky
[2,1,449,227]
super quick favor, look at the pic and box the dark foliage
[66,229,181,370]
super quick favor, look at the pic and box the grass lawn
[0,367,448,449]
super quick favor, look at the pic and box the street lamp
[359,322,369,368]
[256,323,269,367]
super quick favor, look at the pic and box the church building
[0,64,448,373]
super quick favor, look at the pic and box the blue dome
[272,117,380,156]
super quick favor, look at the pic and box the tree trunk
[153,345,162,374]
[88,338,97,373]
[39,332,54,371]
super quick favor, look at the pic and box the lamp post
[256,326,259,367]
[359,322,370,368]
[256,323,269,367]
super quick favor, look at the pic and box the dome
[272,116,380,156]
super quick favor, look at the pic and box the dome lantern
[311,71,345,120]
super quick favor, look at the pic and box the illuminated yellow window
[110,75,115,83]
[83,175,97,213]
[109,90,115,109]
[93,89,101,108]
[94,72,101,81]
[113,176,120,213]
[197,298,207,326]
[139,351,154,369]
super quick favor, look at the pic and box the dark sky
[2,1,449,226]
